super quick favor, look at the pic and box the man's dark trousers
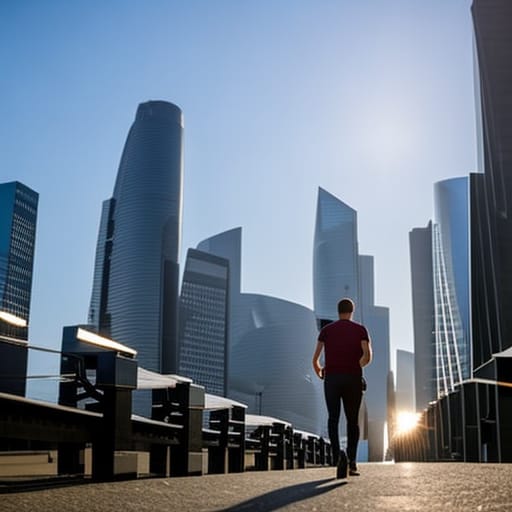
[324,373,363,464]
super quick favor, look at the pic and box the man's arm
[359,338,372,368]
[312,340,325,379]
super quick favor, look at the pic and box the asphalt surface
[2,462,512,511]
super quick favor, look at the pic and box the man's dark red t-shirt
[318,319,370,376]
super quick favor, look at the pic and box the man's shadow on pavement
[215,477,347,512]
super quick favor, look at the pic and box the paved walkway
[3,463,512,511]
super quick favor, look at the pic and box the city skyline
[1,1,476,373]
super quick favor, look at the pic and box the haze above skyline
[1,0,476,370]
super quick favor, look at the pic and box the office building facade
[197,227,242,368]
[0,181,38,397]
[178,249,229,396]
[89,100,183,374]
[0,181,38,341]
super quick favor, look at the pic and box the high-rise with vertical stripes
[0,181,38,397]
[0,181,38,341]
[89,101,183,376]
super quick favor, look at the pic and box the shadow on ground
[215,477,347,512]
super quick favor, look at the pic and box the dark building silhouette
[409,223,436,411]
[471,0,512,367]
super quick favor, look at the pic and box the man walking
[312,298,372,478]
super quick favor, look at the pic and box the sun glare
[396,412,420,434]
[355,102,417,170]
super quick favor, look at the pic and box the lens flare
[396,412,420,434]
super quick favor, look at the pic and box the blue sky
[1,0,476,388]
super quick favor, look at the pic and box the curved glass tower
[89,101,183,374]
[313,187,359,326]
[432,177,470,396]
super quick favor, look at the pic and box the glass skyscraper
[313,187,359,326]
[178,249,229,396]
[0,181,38,397]
[432,177,470,397]
[89,101,183,375]
[313,187,390,461]
[0,181,38,340]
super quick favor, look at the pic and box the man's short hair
[338,298,354,314]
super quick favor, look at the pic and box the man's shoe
[349,463,360,476]
[336,450,348,479]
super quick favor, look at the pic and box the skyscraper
[313,187,390,461]
[358,254,390,462]
[395,349,415,413]
[409,222,436,411]
[471,0,512,368]
[0,181,38,341]
[178,249,229,396]
[197,227,242,301]
[313,187,359,327]
[0,181,38,397]
[432,177,470,396]
[89,100,183,374]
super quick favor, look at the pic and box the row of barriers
[0,327,333,482]
[0,381,333,481]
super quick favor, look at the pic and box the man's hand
[312,340,325,379]
[359,339,372,368]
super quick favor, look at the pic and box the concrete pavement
[2,462,512,511]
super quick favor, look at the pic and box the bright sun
[396,412,421,434]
